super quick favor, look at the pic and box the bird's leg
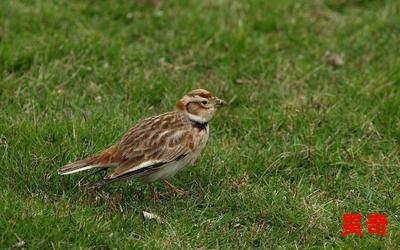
[163,180,189,195]
[151,185,160,201]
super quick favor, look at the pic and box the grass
[1,0,399,248]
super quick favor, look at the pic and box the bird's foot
[163,180,189,195]
[152,186,161,201]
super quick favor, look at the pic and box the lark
[58,89,225,194]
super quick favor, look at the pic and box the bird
[58,89,225,195]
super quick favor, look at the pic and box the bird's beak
[215,98,225,108]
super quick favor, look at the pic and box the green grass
[1,0,400,248]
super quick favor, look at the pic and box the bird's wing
[102,112,198,181]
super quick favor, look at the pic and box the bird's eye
[201,101,208,105]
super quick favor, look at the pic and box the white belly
[142,160,188,183]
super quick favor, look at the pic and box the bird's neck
[177,111,209,130]
[190,119,208,130]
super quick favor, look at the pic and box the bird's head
[176,89,225,123]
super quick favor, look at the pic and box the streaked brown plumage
[58,89,225,190]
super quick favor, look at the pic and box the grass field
[1,0,400,248]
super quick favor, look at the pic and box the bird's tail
[58,146,119,175]
[58,158,100,175]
